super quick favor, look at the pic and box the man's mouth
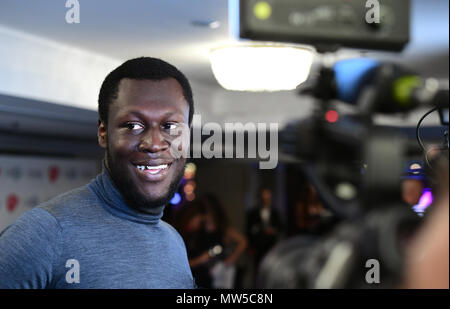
[135,164,170,175]
[132,161,174,182]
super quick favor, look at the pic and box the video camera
[233,0,449,288]
[236,0,410,52]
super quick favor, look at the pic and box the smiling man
[0,57,196,288]
[100,67,192,215]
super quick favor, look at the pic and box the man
[403,153,449,288]
[401,162,426,210]
[0,57,196,288]
[246,187,282,269]
[402,178,425,206]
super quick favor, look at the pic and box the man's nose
[138,129,168,153]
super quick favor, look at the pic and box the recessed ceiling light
[210,44,315,92]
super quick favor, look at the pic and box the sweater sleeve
[0,208,62,289]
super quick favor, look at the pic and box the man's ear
[98,120,107,149]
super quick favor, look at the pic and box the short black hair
[98,57,194,126]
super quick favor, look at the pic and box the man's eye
[126,123,144,131]
[164,123,185,137]
[163,123,178,130]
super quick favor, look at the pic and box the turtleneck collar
[88,162,164,225]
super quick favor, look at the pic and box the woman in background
[291,183,336,236]
[175,194,247,288]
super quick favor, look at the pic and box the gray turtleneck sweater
[0,167,195,289]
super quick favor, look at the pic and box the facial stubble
[105,139,186,214]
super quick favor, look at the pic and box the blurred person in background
[403,152,449,289]
[401,162,427,207]
[176,194,247,288]
[246,187,283,272]
[290,183,336,237]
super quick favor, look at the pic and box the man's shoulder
[1,206,61,239]
[1,183,102,242]
[0,206,63,288]
[0,185,97,243]
[159,220,185,245]
[37,184,99,220]
[159,220,181,236]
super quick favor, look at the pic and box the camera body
[235,0,447,289]
[238,0,410,51]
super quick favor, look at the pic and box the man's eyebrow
[120,110,183,120]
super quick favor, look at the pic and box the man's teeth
[136,164,168,173]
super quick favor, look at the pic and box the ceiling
[0,0,232,87]
[0,0,448,127]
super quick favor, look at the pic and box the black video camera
[236,0,410,52]
[234,0,449,288]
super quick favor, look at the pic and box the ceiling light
[209,44,314,92]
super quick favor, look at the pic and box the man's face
[98,78,190,212]
[402,179,424,206]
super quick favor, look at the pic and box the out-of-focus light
[325,110,339,123]
[170,192,182,205]
[210,44,314,92]
[412,188,433,215]
[254,1,272,20]
[184,162,197,180]
[409,163,422,174]
[334,58,380,104]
